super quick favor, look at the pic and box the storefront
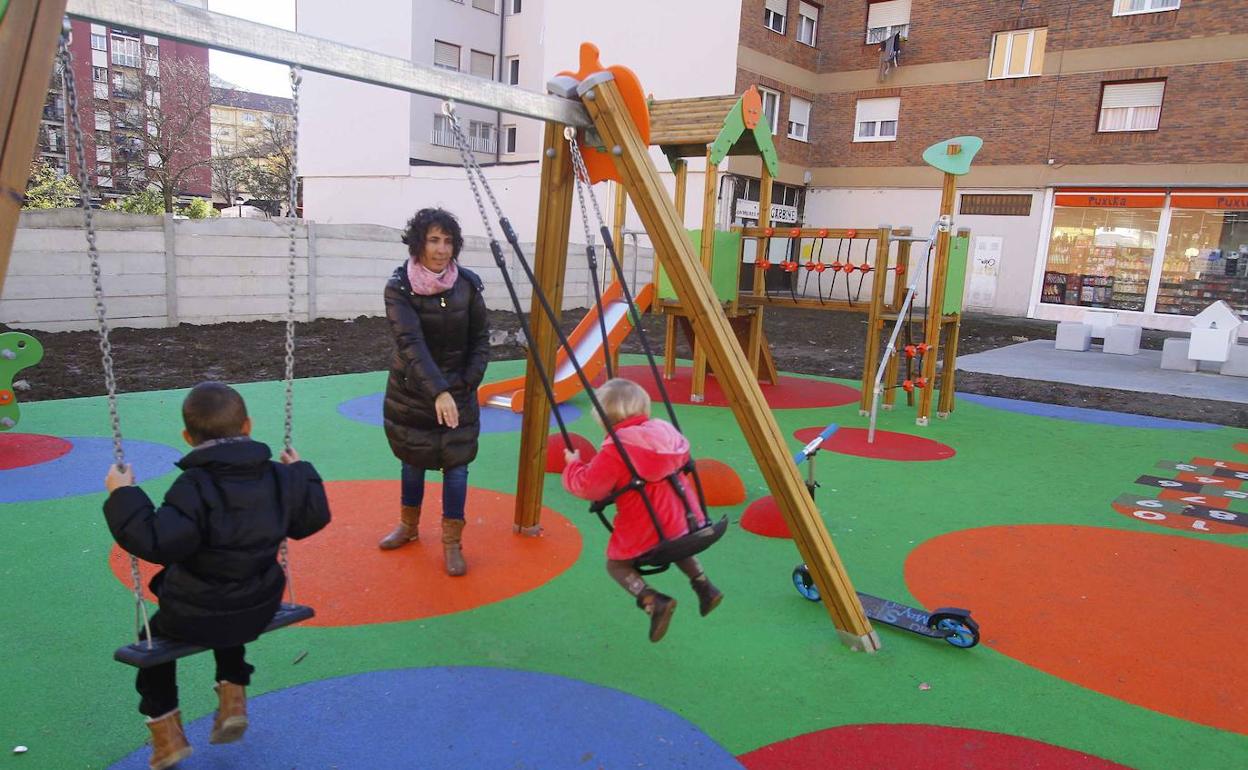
[1033,188,1248,328]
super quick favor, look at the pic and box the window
[95,110,110,131]
[866,0,910,44]
[92,66,107,83]
[510,0,522,12]
[94,81,108,99]
[854,96,899,142]
[145,89,160,108]
[797,2,818,46]
[469,120,496,153]
[960,194,1033,216]
[110,34,140,67]
[764,0,787,34]
[433,40,461,71]
[1113,0,1179,16]
[506,56,520,86]
[472,0,497,12]
[1098,80,1164,132]
[1158,195,1248,316]
[503,124,518,154]
[431,113,455,147]
[988,28,1046,79]
[787,96,811,141]
[91,33,107,51]
[470,50,495,79]
[758,86,781,135]
[242,112,256,124]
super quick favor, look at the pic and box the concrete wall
[1,211,654,331]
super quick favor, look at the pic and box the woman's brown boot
[442,518,467,576]
[378,505,421,550]
[145,709,192,770]
[209,681,248,744]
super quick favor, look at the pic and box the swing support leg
[582,76,878,652]
[513,122,575,535]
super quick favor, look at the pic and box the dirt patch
[5,307,1244,428]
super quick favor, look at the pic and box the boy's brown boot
[690,574,724,617]
[378,505,421,550]
[209,681,248,744]
[637,589,677,643]
[145,709,192,770]
[442,518,467,576]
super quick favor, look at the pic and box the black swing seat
[114,603,315,668]
[634,515,729,573]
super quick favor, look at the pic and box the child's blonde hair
[594,378,651,428]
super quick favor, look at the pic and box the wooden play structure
[1,2,878,651]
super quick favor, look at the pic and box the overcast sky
[206,0,297,96]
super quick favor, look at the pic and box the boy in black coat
[103,382,331,770]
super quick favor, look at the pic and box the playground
[2,352,1246,768]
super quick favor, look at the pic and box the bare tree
[237,114,295,215]
[94,54,213,213]
[208,142,249,208]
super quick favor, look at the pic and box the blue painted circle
[338,392,582,433]
[108,667,742,769]
[958,394,1220,431]
[0,437,182,503]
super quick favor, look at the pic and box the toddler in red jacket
[562,378,723,643]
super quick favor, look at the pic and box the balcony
[430,128,496,154]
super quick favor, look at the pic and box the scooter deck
[857,592,942,638]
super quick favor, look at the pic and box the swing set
[1,0,881,652]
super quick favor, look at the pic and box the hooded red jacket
[562,415,706,560]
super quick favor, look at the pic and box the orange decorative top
[558,43,650,184]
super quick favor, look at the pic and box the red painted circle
[615,365,858,410]
[0,433,74,470]
[738,724,1131,769]
[545,432,597,474]
[793,426,955,461]
[109,480,582,627]
[740,496,790,539]
[1236,443,1248,455]
[906,525,1248,735]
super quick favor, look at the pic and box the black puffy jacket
[103,439,331,649]
[382,262,490,470]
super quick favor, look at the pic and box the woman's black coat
[382,262,490,470]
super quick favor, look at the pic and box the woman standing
[378,208,490,576]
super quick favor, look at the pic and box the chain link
[444,106,499,241]
[278,66,303,604]
[60,33,153,647]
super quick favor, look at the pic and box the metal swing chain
[565,130,613,380]
[60,32,153,647]
[279,66,302,603]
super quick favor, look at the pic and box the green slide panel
[658,229,741,304]
[943,232,970,315]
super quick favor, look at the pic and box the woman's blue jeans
[401,463,467,520]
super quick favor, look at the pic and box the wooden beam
[513,122,575,533]
[688,147,718,401]
[858,226,892,414]
[0,0,69,298]
[583,77,877,651]
[917,170,958,425]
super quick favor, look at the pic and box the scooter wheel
[792,564,821,602]
[929,610,980,649]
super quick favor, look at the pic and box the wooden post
[917,157,959,426]
[938,226,971,417]
[688,148,719,401]
[858,226,892,414]
[746,162,773,379]
[583,77,877,650]
[0,0,70,298]
[513,122,575,533]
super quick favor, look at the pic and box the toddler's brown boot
[637,588,677,643]
[209,681,248,744]
[145,709,192,770]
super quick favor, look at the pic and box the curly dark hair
[401,208,464,260]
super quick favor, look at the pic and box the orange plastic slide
[477,281,655,413]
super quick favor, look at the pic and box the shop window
[764,0,787,35]
[788,96,811,141]
[1043,191,1164,311]
[988,28,1046,79]
[1113,0,1179,16]
[1158,193,1248,317]
[866,0,910,44]
[797,2,819,46]
[854,96,898,142]
[1099,80,1164,133]
[960,194,1032,217]
[758,87,781,135]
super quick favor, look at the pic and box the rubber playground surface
[1,355,1245,769]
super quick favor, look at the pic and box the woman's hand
[435,391,459,429]
[105,464,134,493]
[280,447,301,464]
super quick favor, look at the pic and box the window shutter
[855,97,899,123]
[434,41,460,70]
[1102,81,1165,109]
[472,0,495,12]
[764,0,787,14]
[867,0,911,29]
[789,97,811,126]
[470,50,494,78]
[799,1,818,18]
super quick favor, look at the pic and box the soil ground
[6,307,1244,427]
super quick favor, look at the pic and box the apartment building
[46,2,211,204]
[735,0,1248,328]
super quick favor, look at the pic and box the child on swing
[562,378,723,643]
[103,382,331,770]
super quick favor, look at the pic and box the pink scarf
[407,259,459,296]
